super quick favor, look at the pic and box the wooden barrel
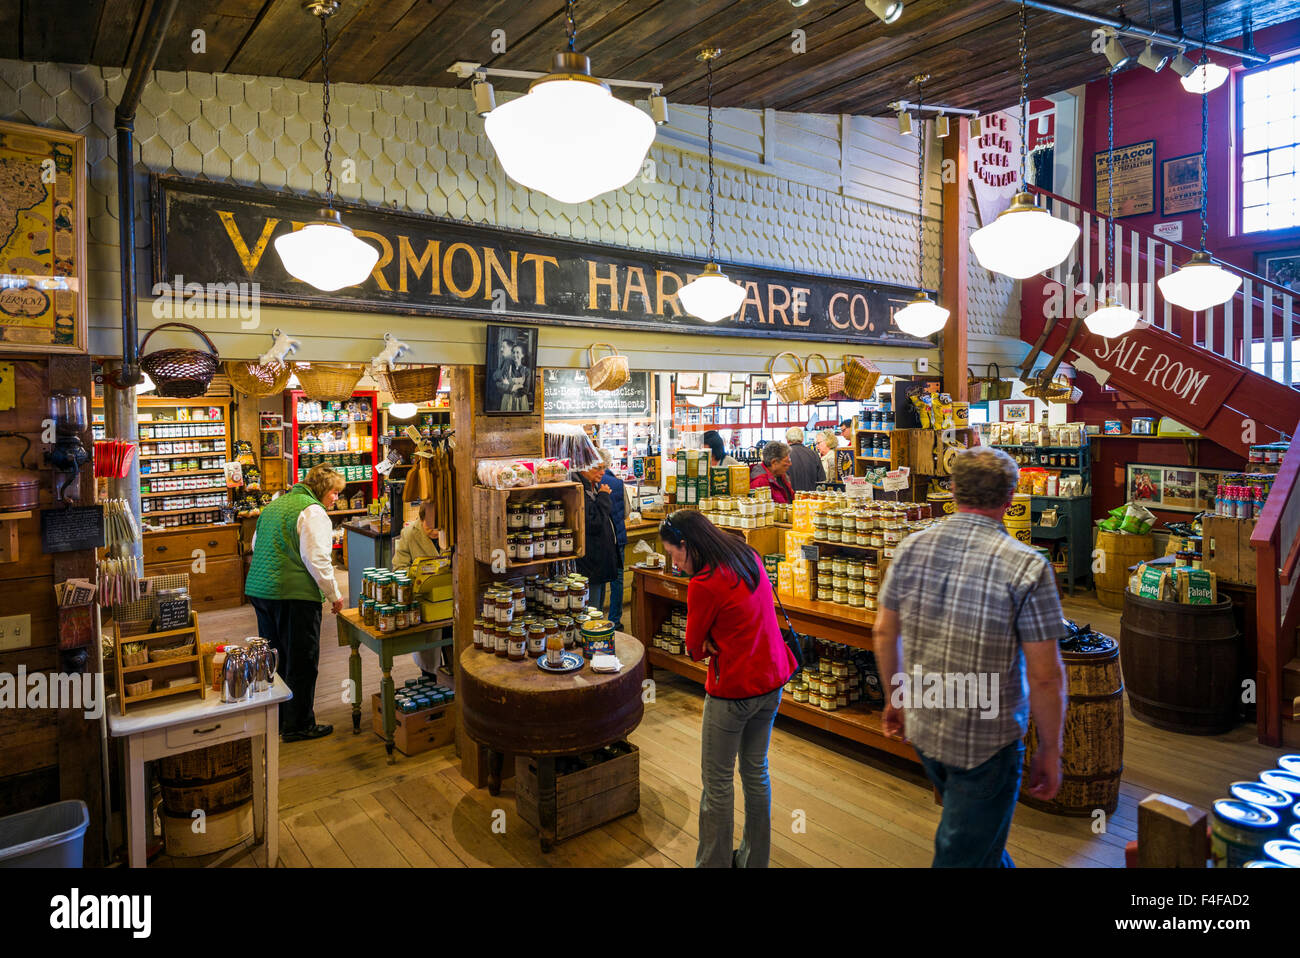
[1094,530,1156,609]
[157,739,254,855]
[1021,638,1124,816]
[1120,590,1240,734]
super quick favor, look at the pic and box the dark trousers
[918,740,1024,868]
[250,597,322,734]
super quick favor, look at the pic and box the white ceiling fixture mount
[894,74,949,339]
[677,48,747,325]
[480,0,657,205]
[968,1,1079,280]
[1159,6,1242,312]
[1085,68,1140,338]
[274,1,380,292]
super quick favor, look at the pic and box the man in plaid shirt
[876,447,1066,867]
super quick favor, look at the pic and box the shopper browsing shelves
[784,427,825,491]
[748,440,795,504]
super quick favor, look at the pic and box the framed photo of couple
[485,324,538,415]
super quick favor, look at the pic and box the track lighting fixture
[897,110,912,135]
[1181,60,1229,93]
[1138,41,1168,72]
[1103,32,1132,70]
[970,116,983,137]
[864,0,903,24]
[935,112,950,138]
[1169,48,1197,77]
[472,77,496,117]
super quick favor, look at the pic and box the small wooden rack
[114,612,206,715]
[0,510,33,563]
[471,481,587,567]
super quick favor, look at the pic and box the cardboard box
[372,696,457,756]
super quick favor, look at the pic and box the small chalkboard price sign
[40,506,105,554]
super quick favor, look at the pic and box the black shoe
[421,670,438,681]
[282,723,333,742]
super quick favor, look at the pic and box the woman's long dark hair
[659,509,763,592]
[700,430,726,464]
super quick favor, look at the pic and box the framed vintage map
[0,120,87,353]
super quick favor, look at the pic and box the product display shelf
[288,389,380,510]
[113,613,206,715]
[1029,494,1093,596]
[993,443,1091,479]
[470,481,587,567]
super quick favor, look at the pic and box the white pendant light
[678,48,746,324]
[894,75,948,338]
[387,402,418,420]
[684,392,717,408]
[1180,60,1229,93]
[1084,69,1141,339]
[968,2,1078,279]
[1160,16,1242,313]
[482,1,655,204]
[274,2,379,292]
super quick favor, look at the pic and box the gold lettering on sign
[397,236,440,294]
[353,230,393,291]
[767,284,792,326]
[442,243,482,299]
[791,287,811,326]
[483,248,518,302]
[740,282,765,324]
[217,211,279,274]
[588,261,619,310]
[828,292,850,330]
[622,266,651,313]
[655,270,683,316]
[521,253,558,306]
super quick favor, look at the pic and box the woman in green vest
[246,464,346,742]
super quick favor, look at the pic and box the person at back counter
[702,430,738,468]
[392,500,450,678]
[749,440,795,504]
[784,427,824,491]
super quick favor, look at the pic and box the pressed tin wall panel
[0,60,1019,371]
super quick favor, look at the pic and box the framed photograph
[1255,247,1300,294]
[1094,139,1155,218]
[485,324,537,415]
[705,371,732,394]
[721,384,746,408]
[1000,400,1032,422]
[676,372,704,396]
[259,412,283,430]
[749,373,772,400]
[1162,153,1204,217]
[0,119,87,353]
[260,430,282,459]
[1126,464,1233,512]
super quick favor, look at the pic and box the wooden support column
[941,116,970,401]
[102,361,142,576]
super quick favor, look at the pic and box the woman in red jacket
[659,510,797,868]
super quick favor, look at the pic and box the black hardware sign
[152,176,934,348]
[542,369,652,420]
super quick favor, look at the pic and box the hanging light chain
[1018,0,1028,190]
[567,0,577,52]
[706,53,717,262]
[916,77,925,289]
[319,11,334,208]
[1199,1,1210,251]
[1107,67,1115,297]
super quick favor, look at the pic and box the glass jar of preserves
[408,602,422,626]
[506,535,518,560]
[527,623,547,658]
[833,572,847,590]
[394,576,412,605]
[557,614,576,649]
[560,528,575,554]
[517,533,534,562]
[545,529,560,556]
[818,585,834,602]
[524,575,540,604]
[508,503,527,530]
[833,587,848,605]
[508,625,528,661]
[481,590,498,620]
[493,625,509,657]
[377,575,394,605]
[494,591,514,625]
[832,557,848,575]
[848,591,864,608]
[847,559,864,579]
[819,690,836,712]
[793,684,809,703]
[547,500,565,526]
[377,604,396,633]
[512,586,526,615]
[569,581,589,611]
[395,605,409,631]
[528,502,547,531]
[869,530,884,548]
[361,599,375,627]
[472,618,485,650]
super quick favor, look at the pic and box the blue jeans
[607,568,624,629]
[918,740,1024,867]
[698,686,782,868]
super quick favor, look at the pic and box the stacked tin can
[359,567,424,633]
[394,676,455,714]
[1210,755,1300,867]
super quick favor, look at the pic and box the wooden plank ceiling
[8,0,1300,116]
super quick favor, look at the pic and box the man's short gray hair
[785,426,804,443]
[951,447,1019,509]
[762,440,790,465]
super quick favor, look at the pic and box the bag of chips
[1120,501,1156,535]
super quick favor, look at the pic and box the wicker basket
[294,362,363,401]
[378,365,441,404]
[140,323,221,399]
[125,678,153,698]
[225,359,292,398]
[587,343,630,392]
[1023,372,1071,402]
[117,620,152,638]
[804,353,832,402]
[158,740,252,782]
[768,351,805,403]
[120,647,148,668]
[842,355,881,400]
[150,642,195,663]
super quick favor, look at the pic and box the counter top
[342,518,390,538]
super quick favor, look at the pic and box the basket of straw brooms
[587,343,630,392]
[769,351,806,403]
[225,360,292,399]
[293,362,363,401]
[842,355,881,400]
[378,365,442,404]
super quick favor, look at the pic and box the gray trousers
[697,686,783,868]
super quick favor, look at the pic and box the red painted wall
[1080,20,1300,275]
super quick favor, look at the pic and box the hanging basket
[224,360,292,398]
[587,343,630,392]
[293,362,363,402]
[841,355,881,400]
[1023,372,1071,402]
[804,353,832,402]
[378,365,441,404]
[140,323,221,399]
[768,351,805,403]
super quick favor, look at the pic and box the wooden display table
[458,634,646,851]
[335,608,454,762]
[632,566,915,763]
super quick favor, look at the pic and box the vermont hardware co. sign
[151,176,933,348]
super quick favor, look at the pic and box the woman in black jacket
[575,461,619,614]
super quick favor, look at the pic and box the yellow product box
[784,529,812,559]
[729,463,751,496]
[777,561,794,595]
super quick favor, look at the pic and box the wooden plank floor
[151,590,1288,868]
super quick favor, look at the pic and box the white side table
[107,677,291,868]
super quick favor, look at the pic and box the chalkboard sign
[40,506,105,554]
[801,544,820,562]
[542,369,651,420]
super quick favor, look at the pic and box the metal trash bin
[0,800,89,867]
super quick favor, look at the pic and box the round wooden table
[459,633,645,851]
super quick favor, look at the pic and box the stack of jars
[651,606,688,655]
[506,497,574,563]
[359,568,424,633]
[784,640,863,712]
[473,574,601,661]
[699,493,776,530]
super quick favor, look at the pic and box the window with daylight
[1241,56,1300,233]
[1247,339,1299,385]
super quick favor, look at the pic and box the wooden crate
[1202,516,1257,586]
[515,743,640,843]
[371,695,458,756]
[470,481,586,569]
